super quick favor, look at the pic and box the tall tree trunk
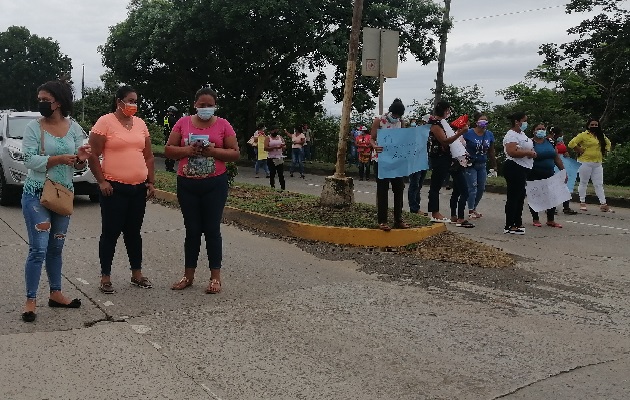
[434,0,451,106]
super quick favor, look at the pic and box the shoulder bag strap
[38,118,46,156]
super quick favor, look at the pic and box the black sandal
[22,311,36,322]
[48,298,81,308]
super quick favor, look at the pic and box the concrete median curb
[154,189,447,247]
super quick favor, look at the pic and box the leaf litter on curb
[154,177,514,268]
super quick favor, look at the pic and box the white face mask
[196,107,215,120]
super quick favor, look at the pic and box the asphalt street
[0,158,628,399]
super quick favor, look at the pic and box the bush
[148,122,165,145]
[604,144,630,186]
[226,162,238,187]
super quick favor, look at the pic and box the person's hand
[374,146,384,153]
[564,174,568,184]
[563,153,569,158]
[77,145,91,161]
[529,150,537,158]
[146,182,155,199]
[457,126,469,134]
[187,145,202,157]
[201,144,215,157]
[99,181,113,197]
[55,154,77,166]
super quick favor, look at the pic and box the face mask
[477,120,488,129]
[38,101,54,118]
[387,114,399,124]
[519,121,528,131]
[410,122,417,127]
[120,102,137,117]
[196,107,215,120]
[556,136,564,143]
[588,126,600,134]
[535,130,547,139]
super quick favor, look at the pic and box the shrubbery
[604,144,630,186]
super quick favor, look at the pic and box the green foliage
[306,113,342,163]
[99,0,445,143]
[147,122,165,146]
[603,144,630,186]
[0,26,72,111]
[72,86,112,126]
[413,84,491,119]
[226,162,238,188]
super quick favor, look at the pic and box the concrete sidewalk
[1,191,629,399]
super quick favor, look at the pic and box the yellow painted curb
[154,189,446,247]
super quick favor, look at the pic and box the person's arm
[263,136,272,151]
[554,154,565,170]
[369,118,379,147]
[568,133,584,155]
[72,122,90,169]
[22,122,76,170]
[505,142,536,158]
[605,135,612,152]
[298,134,305,145]
[87,132,114,196]
[165,127,199,160]
[202,136,240,162]
[432,124,467,145]
[142,136,156,198]
[487,143,498,169]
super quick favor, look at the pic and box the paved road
[0,159,627,399]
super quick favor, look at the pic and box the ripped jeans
[22,192,71,299]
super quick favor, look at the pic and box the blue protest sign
[377,126,429,179]
[555,157,580,193]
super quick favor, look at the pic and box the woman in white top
[502,112,536,235]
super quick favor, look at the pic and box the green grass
[154,171,431,228]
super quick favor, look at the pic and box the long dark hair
[587,118,607,156]
[506,112,527,128]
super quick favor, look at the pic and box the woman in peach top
[88,86,156,294]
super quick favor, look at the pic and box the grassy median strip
[154,171,431,229]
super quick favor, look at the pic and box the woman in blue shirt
[463,112,497,219]
[528,123,566,228]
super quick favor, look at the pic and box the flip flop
[378,223,392,231]
[533,221,542,227]
[546,222,563,228]
[429,217,450,223]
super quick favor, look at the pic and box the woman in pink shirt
[88,86,155,294]
[166,88,240,294]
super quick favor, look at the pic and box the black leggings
[377,177,405,224]
[449,168,469,219]
[503,160,528,229]
[99,181,147,276]
[267,159,286,190]
[428,155,451,213]
[177,174,229,269]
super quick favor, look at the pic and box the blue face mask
[520,121,528,132]
[387,114,399,124]
[535,130,547,139]
[197,107,215,120]
[410,122,417,127]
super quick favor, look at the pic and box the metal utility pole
[81,64,85,122]
[434,0,451,105]
[320,0,363,207]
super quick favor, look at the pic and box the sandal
[546,221,563,228]
[171,277,194,290]
[580,203,588,211]
[393,221,410,229]
[378,223,391,231]
[205,279,222,294]
[533,221,542,227]
[600,204,615,213]
[455,220,475,228]
[99,282,115,294]
[131,276,153,289]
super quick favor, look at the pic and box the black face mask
[588,126,601,134]
[38,101,54,118]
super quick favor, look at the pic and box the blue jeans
[177,173,229,269]
[290,148,304,175]
[407,170,427,213]
[464,162,487,210]
[303,143,311,161]
[22,192,71,299]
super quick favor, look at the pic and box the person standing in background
[253,124,270,178]
[164,106,179,172]
[355,126,372,181]
[303,123,312,162]
[286,125,306,178]
[568,118,613,212]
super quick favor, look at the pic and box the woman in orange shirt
[88,86,156,294]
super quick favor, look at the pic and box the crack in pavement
[491,352,630,399]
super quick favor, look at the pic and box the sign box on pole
[361,27,399,78]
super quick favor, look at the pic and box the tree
[72,86,112,126]
[537,0,630,143]
[409,84,490,120]
[98,0,445,142]
[0,26,72,111]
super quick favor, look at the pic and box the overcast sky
[0,0,602,115]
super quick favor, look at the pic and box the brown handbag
[38,120,74,216]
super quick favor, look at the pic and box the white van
[0,110,99,206]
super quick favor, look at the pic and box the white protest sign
[440,119,467,158]
[526,170,572,212]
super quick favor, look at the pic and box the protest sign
[377,126,429,179]
[555,157,580,193]
[526,170,572,212]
